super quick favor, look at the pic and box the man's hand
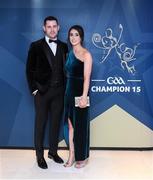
[32,90,38,96]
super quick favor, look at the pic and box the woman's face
[69,29,81,46]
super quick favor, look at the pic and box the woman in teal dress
[64,25,92,168]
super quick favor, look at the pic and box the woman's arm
[79,51,92,108]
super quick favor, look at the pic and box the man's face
[43,20,59,39]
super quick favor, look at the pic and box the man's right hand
[32,90,38,96]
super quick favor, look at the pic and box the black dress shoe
[48,152,64,164]
[37,157,48,169]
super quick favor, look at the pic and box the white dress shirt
[45,36,57,56]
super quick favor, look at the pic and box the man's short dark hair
[44,16,58,26]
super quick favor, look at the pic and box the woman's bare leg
[64,118,75,167]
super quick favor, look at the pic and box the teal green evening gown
[64,50,90,161]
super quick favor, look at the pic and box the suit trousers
[34,85,64,158]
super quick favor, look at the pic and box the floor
[0,149,153,180]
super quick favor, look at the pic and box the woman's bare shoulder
[83,49,92,61]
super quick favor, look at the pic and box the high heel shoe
[64,158,75,167]
[74,159,88,168]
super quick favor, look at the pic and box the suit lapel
[41,38,53,68]
[41,39,64,68]
[56,41,64,64]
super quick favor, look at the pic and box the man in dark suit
[26,16,68,169]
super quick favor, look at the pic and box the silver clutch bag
[75,96,90,107]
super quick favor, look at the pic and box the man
[26,16,68,169]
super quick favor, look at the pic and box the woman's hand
[79,96,88,108]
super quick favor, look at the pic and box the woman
[64,25,92,168]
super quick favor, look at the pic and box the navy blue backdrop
[0,0,153,147]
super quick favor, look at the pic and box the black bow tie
[49,39,58,43]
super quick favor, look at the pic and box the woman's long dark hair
[68,25,84,45]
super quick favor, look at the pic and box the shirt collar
[45,36,57,43]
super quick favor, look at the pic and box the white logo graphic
[92,24,140,74]
[107,77,125,85]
